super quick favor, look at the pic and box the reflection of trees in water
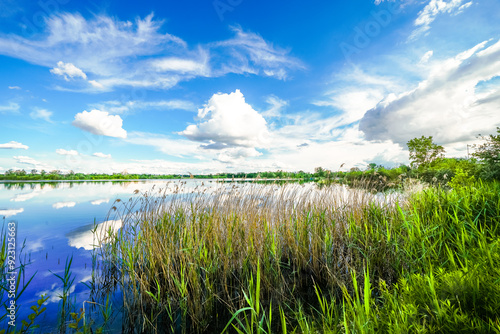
[0,180,147,191]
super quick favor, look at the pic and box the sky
[0,0,499,174]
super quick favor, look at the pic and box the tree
[314,167,326,178]
[473,127,500,180]
[407,136,445,169]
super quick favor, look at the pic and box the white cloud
[410,0,471,40]
[88,80,104,89]
[56,149,79,156]
[125,131,202,158]
[67,219,122,250]
[419,50,434,64]
[13,156,53,170]
[90,99,196,114]
[30,108,53,122]
[0,13,303,91]
[0,141,28,149]
[37,285,76,304]
[214,147,263,162]
[180,90,270,152]
[10,187,53,202]
[0,208,24,217]
[8,86,21,90]
[72,109,127,138]
[262,96,289,118]
[360,40,500,147]
[93,152,111,159]
[50,61,87,80]
[457,1,473,12]
[152,57,209,75]
[313,67,404,129]
[267,131,408,171]
[53,201,76,209]
[211,27,305,80]
[91,199,109,205]
[0,102,20,113]
[315,89,385,128]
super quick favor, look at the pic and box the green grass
[91,180,500,333]
[3,179,498,333]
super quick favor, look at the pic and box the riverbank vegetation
[1,128,498,188]
[86,177,498,334]
[1,130,499,333]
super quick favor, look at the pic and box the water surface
[0,179,210,331]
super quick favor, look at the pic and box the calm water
[0,179,216,332]
[1,179,388,332]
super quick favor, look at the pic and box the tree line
[1,128,498,184]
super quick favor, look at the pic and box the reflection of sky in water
[0,179,383,330]
[66,219,122,250]
[0,179,202,331]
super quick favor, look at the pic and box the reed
[93,180,500,333]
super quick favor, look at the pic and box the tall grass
[95,180,500,333]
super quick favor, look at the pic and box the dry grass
[96,181,406,333]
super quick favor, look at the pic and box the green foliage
[0,295,48,334]
[19,295,49,333]
[50,256,76,333]
[473,127,500,180]
[448,168,475,189]
[407,135,445,169]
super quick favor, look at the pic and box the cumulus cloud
[410,0,472,40]
[50,61,87,80]
[72,109,127,138]
[360,40,500,146]
[180,90,270,151]
[8,86,21,89]
[93,152,111,159]
[0,141,28,149]
[56,149,79,156]
[30,108,53,122]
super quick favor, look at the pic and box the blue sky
[1,0,499,174]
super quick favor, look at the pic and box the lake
[1,178,396,332]
[0,179,227,332]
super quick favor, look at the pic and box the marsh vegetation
[2,131,500,333]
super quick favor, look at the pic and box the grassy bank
[90,180,500,333]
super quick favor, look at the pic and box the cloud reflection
[0,208,24,217]
[53,201,77,209]
[90,198,109,205]
[66,219,122,250]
